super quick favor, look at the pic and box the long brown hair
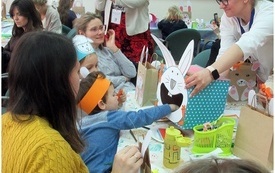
[9,0,42,37]
[58,0,73,25]
[8,31,85,153]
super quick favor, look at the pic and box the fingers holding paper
[185,68,213,97]
[112,146,143,173]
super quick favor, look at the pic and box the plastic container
[192,117,235,156]
[163,126,192,168]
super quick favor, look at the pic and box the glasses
[90,25,106,33]
[216,0,228,6]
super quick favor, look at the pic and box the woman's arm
[186,44,243,97]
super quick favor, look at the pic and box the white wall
[5,0,223,22]
[150,0,223,22]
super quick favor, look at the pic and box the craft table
[118,91,241,173]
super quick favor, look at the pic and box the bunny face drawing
[228,61,259,101]
[159,67,186,108]
[151,34,194,122]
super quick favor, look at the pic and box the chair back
[165,28,201,62]
[62,24,71,35]
[2,72,9,114]
[191,49,211,68]
[66,28,77,39]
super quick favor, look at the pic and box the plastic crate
[192,117,235,155]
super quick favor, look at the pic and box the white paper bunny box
[151,34,230,129]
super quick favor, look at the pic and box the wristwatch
[206,66,220,80]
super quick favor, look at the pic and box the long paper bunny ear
[151,34,176,67]
[140,46,146,63]
[178,40,194,76]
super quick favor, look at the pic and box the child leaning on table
[76,71,179,173]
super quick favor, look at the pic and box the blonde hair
[165,5,183,20]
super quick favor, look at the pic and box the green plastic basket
[192,117,235,156]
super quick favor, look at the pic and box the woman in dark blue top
[158,5,188,40]
[58,0,77,28]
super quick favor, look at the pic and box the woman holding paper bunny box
[185,0,273,97]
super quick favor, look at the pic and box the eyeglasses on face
[216,0,228,6]
[90,25,106,33]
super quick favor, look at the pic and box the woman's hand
[185,68,213,97]
[112,146,143,173]
[105,29,119,53]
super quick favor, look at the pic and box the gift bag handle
[248,93,272,117]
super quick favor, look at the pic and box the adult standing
[95,0,154,65]
[186,0,273,97]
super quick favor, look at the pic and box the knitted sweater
[2,112,88,173]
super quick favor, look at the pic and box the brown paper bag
[228,62,258,102]
[135,62,158,107]
[233,105,273,170]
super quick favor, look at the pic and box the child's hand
[117,89,126,107]
[169,104,179,112]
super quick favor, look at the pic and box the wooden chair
[2,72,9,114]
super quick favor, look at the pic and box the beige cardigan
[95,0,150,36]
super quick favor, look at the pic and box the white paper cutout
[151,34,194,122]
[268,98,274,116]
[248,90,257,108]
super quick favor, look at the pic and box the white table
[118,91,240,173]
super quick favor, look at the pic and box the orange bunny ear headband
[78,77,110,114]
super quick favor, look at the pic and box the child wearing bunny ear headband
[73,35,99,77]
[76,71,179,173]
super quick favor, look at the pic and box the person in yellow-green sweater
[2,31,143,173]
